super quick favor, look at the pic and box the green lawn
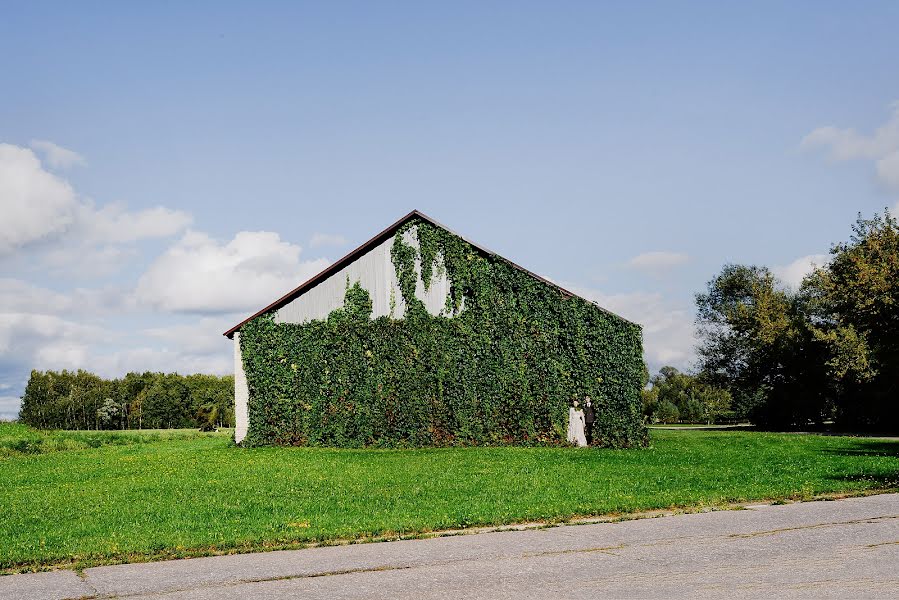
[1,423,897,572]
[0,423,224,458]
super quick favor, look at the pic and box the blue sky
[2,2,899,418]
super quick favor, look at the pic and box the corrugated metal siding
[273,227,453,324]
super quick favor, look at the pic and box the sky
[2,2,899,419]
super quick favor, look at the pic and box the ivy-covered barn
[224,210,646,448]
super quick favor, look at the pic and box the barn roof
[223,209,634,338]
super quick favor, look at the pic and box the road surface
[2,493,897,599]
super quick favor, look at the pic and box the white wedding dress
[567,407,587,447]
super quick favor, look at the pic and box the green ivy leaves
[240,218,647,448]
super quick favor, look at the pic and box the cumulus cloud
[0,142,190,259]
[29,140,87,169]
[626,251,689,272]
[135,230,330,314]
[310,232,348,248]
[773,254,830,289]
[0,143,78,255]
[802,102,899,192]
[0,278,125,315]
[80,203,192,244]
[0,313,105,365]
[569,285,696,370]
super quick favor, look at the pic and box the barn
[224,210,646,448]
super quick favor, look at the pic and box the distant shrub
[654,400,680,424]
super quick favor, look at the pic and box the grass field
[1,422,897,573]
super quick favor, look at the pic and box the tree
[690,384,732,424]
[694,265,831,427]
[96,397,120,429]
[643,366,732,424]
[803,210,899,429]
[654,400,680,424]
[694,209,898,430]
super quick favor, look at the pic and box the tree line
[647,210,897,430]
[641,366,733,424]
[19,370,235,430]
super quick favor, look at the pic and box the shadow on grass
[825,473,899,491]
[820,439,899,490]
[822,440,899,458]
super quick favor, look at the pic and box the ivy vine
[240,218,647,448]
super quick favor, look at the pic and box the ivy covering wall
[240,218,646,448]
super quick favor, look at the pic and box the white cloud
[773,253,830,289]
[0,278,125,315]
[802,102,899,192]
[0,142,190,260]
[876,151,899,191]
[80,203,193,244]
[39,205,192,277]
[29,140,87,169]
[135,230,330,314]
[0,143,78,255]
[143,317,237,356]
[41,244,140,279]
[0,313,105,362]
[86,345,233,379]
[310,232,348,248]
[0,396,20,421]
[0,278,74,314]
[569,285,696,370]
[626,251,689,272]
[0,140,259,408]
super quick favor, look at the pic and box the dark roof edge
[223,209,636,338]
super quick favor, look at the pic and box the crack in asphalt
[866,540,899,548]
[728,514,898,538]
[521,544,626,558]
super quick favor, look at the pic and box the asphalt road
[3,493,897,600]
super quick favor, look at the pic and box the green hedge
[240,218,646,448]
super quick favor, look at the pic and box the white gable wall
[273,227,452,324]
[233,331,249,443]
[235,226,454,443]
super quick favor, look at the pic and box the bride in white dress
[567,400,588,447]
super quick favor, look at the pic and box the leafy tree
[695,209,898,430]
[643,366,732,424]
[691,384,733,424]
[654,400,680,424]
[803,210,899,429]
[641,386,659,421]
[695,265,831,427]
[96,397,120,429]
